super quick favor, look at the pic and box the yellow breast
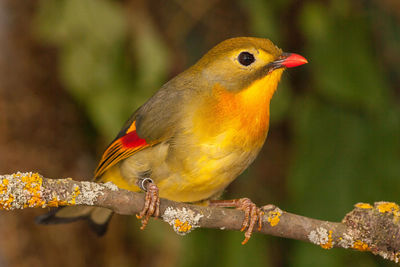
[157,69,285,202]
[194,68,284,149]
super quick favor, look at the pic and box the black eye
[238,52,255,66]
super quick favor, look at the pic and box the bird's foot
[210,198,264,245]
[136,178,160,230]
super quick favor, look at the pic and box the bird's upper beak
[270,52,308,69]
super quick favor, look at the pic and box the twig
[0,172,399,264]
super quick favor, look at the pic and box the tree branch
[1,172,399,264]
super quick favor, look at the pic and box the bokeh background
[0,0,399,266]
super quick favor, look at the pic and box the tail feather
[36,206,113,236]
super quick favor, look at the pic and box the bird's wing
[93,119,153,179]
[94,84,188,180]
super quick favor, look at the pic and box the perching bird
[37,37,307,244]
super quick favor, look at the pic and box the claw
[136,180,160,230]
[210,198,264,245]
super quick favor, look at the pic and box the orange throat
[196,69,283,148]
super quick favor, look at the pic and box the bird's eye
[238,52,255,66]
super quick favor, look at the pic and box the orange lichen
[28,195,45,208]
[0,178,9,194]
[68,185,81,205]
[174,219,192,233]
[46,186,80,207]
[60,200,69,206]
[355,203,373,209]
[352,240,370,251]
[20,172,45,207]
[0,178,10,209]
[162,207,203,235]
[46,196,69,207]
[47,196,61,207]
[267,210,281,227]
[0,194,14,210]
[376,202,399,214]
[320,230,333,249]
[394,252,400,263]
[0,172,105,210]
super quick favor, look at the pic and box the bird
[37,37,307,244]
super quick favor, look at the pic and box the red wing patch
[94,122,150,179]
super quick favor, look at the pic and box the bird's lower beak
[272,52,308,69]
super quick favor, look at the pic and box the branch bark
[1,172,399,264]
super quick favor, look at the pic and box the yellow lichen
[28,195,45,207]
[68,185,81,205]
[267,209,281,227]
[46,185,81,207]
[320,230,333,249]
[47,196,61,207]
[174,219,192,233]
[0,178,11,209]
[58,200,69,206]
[352,240,370,251]
[18,173,45,207]
[1,173,86,209]
[162,207,203,235]
[0,178,9,194]
[374,202,400,223]
[376,202,399,213]
[355,203,373,209]
[0,194,14,210]
[394,252,400,263]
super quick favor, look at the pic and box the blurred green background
[0,0,399,266]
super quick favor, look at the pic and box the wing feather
[94,78,189,180]
[94,121,152,179]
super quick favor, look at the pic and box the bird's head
[192,37,307,93]
[185,37,308,140]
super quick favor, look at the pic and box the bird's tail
[35,206,113,236]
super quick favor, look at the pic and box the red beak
[280,53,308,68]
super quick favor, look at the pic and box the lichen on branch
[0,172,118,210]
[0,172,400,264]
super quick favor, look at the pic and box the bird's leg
[136,178,160,230]
[209,198,264,245]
